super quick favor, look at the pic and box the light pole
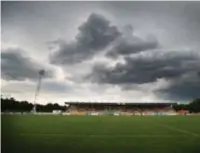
[32,69,45,114]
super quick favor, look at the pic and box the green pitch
[2,115,200,153]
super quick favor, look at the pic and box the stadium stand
[64,102,177,116]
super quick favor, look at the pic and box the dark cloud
[88,48,200,101]
[106,25,158,58]
[50,18,158,65]
[2,1,200,102]
[157,74,200,101]
[88,50,200,85]
[77,13,120,50]
[50,13,120,65]
[1,48,54,81]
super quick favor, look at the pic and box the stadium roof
[64,102,177,106]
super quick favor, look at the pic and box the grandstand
[64,102,177,116]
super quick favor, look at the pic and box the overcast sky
[1,1,200,104]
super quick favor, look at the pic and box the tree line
[1,97,67,112]
[173,98,200,113]
[1,97,200,113]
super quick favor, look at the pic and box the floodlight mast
[32,69,45,114]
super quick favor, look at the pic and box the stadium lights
[32,69,45,114]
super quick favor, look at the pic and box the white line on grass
[157,124,200,137]
[17,133,192,138]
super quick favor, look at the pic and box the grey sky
[1,1,200,104]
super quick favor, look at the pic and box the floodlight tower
[32,69,45,114]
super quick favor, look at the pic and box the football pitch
[1,115,200,153]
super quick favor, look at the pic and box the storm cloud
[1,48,54,81]
[2,1,200,103]
[50,15,159,64]
[88,49,200,85]
[106,25,159,58]
[50,13,120,65]
[157,74,200,101]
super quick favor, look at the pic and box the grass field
[1,115,200,153]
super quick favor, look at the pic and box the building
[64,102,177,116]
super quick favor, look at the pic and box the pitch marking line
[158,124,200,137]
[18,133,192,138]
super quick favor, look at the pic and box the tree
[188,98,200,113]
